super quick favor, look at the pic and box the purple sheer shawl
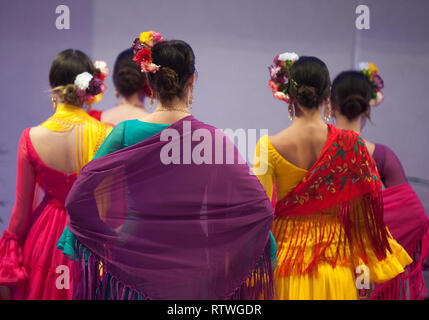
[65,116,274,300]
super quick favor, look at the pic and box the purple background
[0,0,428,293]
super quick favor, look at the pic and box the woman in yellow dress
[254,53,412,300]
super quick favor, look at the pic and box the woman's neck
[335,115,361,134]
[291,105,325,128]
[155,97,189,112]
[118,93,144,109]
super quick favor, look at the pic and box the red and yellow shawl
[272,124,393,277]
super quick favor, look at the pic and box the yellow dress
[254,135,412,300]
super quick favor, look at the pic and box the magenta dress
[371,143,429,300]
[0,128,76,299]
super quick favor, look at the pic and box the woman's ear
[189,72,196,86]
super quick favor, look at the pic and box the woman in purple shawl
[58,38,275,300]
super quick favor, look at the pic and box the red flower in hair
[133,48,152,68]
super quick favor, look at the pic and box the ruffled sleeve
[0,231,29,286]
[0,129,37,286]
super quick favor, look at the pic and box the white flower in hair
[94,60,109,75]
[274,92,287,99]
[359,62,369,71]
[278,52,299,62]
[370,91,384,107]
[74,72,93,90]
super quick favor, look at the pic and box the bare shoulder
[269,127,292,148]
[363,139,375,157]
[28,125,48,140]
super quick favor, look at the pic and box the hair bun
[155,67,181,101]
[115,67,145,97]
[296,85,319,108]
[340,94,369,121]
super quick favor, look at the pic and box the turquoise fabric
[57,119,278,273]
[57,120,169,260]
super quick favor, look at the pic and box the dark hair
[113,48,146,98]
[288,56,331,109]
[331,71,373,121]
[148,40,195,104]
[49,49,95,106]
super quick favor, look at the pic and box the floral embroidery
[283,128,380,206]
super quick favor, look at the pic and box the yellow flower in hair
[368,62,378,74]
[139,31,153,45]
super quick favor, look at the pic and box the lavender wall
[0,0,428,260]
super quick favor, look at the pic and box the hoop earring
[188,85,194,110]
[52,96,57,112]
[288,104,294,121]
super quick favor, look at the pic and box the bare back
[269,123,329,171]
[29,126,79,174]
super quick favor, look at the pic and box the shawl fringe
[273,192,392,277]
[371,221,429,300]
[72,239,275,300]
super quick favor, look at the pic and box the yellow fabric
[41,103,113,173]
[254,135,412,300]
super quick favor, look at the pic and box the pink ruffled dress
[0,128,76,299]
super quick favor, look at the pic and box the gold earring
[52,96,57,112]
[150,93,154,110]
[324,102,332,122]
[188,85,194,109]
[288,104,294,121]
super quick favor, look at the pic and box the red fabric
[0,231,28,286]
[0,128,76,299]
[273,125,391,275]
[275,125,382,216]
[87,109,102,121]
[383,184,428,254]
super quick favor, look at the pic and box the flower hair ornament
[132,30,165,73]
[268,52,299,104]
[358,62,384,107]
[74,60,109,104]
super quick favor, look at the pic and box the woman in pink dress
[0,49,112,299]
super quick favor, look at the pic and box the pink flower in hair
[269,65,281,80]
[273,55,280,66]
[373,74,384,90]
[151,31,165,44]
[268,80,278,93]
